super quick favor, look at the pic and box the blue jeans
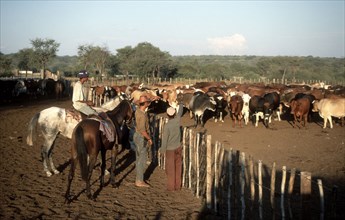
[77,104,98,116]
[133,132,147,182]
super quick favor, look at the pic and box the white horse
[26,96,123,177]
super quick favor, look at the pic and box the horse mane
[107,100,132,124]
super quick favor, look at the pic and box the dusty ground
[0,98,344,219]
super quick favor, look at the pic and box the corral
[0,79,344,219]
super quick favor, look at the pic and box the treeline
[1,39,344,83]
[173,55,345,83]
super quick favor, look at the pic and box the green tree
[31,38,60,77]
[17,48,35,78]
[0,52,13,76]
[131,42,176,81]
[256,58,272,78]
[115,42,176,82]
[78,45,111,78]
[116,46,134,84]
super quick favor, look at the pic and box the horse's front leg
[110,145,119,187]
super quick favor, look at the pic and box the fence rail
[151,116,342,219]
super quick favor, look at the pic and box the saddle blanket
[89,117,115,142]
[99,120,115,142]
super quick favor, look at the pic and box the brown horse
[65,100,134,202]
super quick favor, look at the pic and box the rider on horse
[72,70,107,120]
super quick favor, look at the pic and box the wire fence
[151,116,344,219]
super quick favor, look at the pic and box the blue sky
[1,1,344,57]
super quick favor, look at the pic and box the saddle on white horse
[65,109,83,122]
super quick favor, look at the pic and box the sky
[1,0,344,58]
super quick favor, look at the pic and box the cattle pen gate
[149,116,342,219]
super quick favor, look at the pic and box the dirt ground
[0,98,344,219]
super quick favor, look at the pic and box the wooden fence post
[206,135,212,209]
[158,117,163,168]
[330,185,338,219]
[317,179,324,220]
[218,144,225,215]
[214,141,219,212]
[288,168,296,219]
[249,156,255,217]
[196,132,200,198]
[240,152,246,220]
[258,160,263,220]
[300,171,312,220]
[228,149,233,220]
[182,127,187,187]
[270,162,276,219]
[281,166,287,219]
[188,129,194,189]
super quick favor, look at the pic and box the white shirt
[72,81,86,110]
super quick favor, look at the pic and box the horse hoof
[46,171,53,177]
[53,170,60,175]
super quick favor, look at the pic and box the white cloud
[207,34,247,55]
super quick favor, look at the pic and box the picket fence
[149,116,341,219]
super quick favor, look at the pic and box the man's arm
[177,103,184,117]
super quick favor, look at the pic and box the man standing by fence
[133,95,153,188]
[160,103,183,191]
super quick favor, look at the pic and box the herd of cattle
[0,78,70,104]
[90,80,345,129]
[1,78,345,129]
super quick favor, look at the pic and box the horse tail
[74,125,89,181]
[26,112,40,146]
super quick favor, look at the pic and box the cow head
[263,101,272,126]
[208,96,217,111]
[311,100,320,112]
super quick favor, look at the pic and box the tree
[116,46,134,85]
[78,45,111,78]
[31,38,60,78]
[0,52,13,76]
[256,58,271,78]
[133,42,176,80]
[78,45,93,70]
[116,42,177,82]
[17,48,35,78]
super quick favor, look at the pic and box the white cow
[241,93,251,125]
[312,98,345,128]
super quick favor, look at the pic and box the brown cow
[228,95,244,127]
[290,97,310,128]
[91,85,106,106]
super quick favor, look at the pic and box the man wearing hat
[72,70,98,116]
[133,95,153,187]
[160,102,183,191]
